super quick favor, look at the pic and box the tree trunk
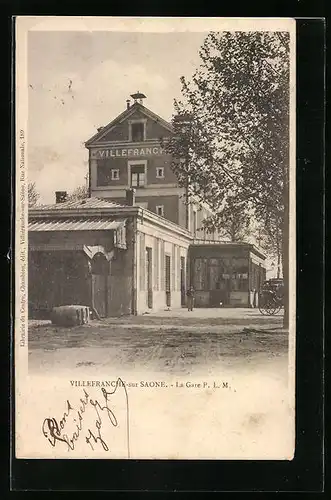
[277,236,281,279]
[230,219,237,242]
[282,180,290,329]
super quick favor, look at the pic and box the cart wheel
[259,295,279,316]
[272,305,282,315]
[258,304,267,315]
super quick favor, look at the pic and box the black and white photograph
[15,17,296,460]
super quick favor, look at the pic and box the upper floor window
[156,205,164,217]
[156,167,164,178]
[111,169,120,180]
[129,120,146,142]
[130,164,145,187]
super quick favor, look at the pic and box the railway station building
[28,93,266,317]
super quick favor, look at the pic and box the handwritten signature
[42,378,130,456]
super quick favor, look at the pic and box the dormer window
[129,119,146,142]
[132,123,144,141]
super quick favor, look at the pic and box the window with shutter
[160,240,165,291]
[139,233,145,291]
[165,255,171,293]
[172,245,176,291]
[154,238,159,291]
[176,246,181,291]
[130,164,145,187]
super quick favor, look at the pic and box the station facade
[28,196,191,317]
[28,93,267,317]
[85,93,216,238]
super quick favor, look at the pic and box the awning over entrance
[29,217,127,250]
[28,218,125,232]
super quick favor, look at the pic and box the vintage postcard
[15,16,296,460]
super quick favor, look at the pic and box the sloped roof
[191,239,266,260]
[85,101,173,146]
[28,196,193,240]
[28,218,125,232]
[31,197,126,212]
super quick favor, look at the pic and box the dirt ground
[26,309,293,459]
[28,308,288,377]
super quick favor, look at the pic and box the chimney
[55,191,68,204]
[125,188,136,206]
[126,99,131,110]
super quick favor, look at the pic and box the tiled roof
[30,197,127,211]
[28,218,125,231]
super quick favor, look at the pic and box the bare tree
[67,184,89,201]
[28,182,40,207]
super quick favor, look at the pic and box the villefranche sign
[92,146,165,159]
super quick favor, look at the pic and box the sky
[27,30,207,203]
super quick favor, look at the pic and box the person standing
[187,285,195,311]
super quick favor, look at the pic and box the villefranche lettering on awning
[94,146,164,159]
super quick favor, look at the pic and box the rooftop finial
[130,91,146,105]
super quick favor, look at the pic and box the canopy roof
[28,217,126,232]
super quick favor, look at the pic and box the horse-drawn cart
[258,279,284,316]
